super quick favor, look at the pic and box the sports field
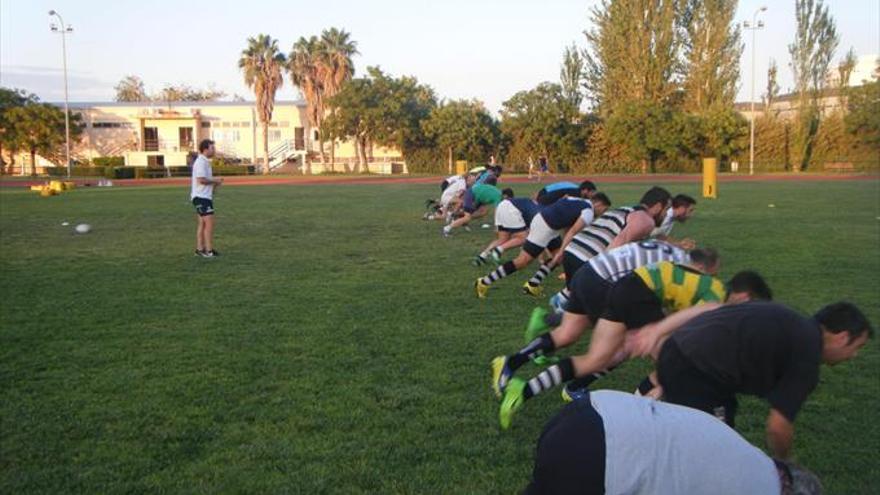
[1,177,878,493]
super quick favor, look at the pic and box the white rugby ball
[74,223,92,234]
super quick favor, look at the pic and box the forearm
[766,409,794,459]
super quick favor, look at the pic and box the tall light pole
[743,6,766,176]
[49,10,73,178]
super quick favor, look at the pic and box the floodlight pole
[744,7,766,176]
[49,10,72,178]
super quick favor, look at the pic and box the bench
[823,162,855,172]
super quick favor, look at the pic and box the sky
[1,0,877,113]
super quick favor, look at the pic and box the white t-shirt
[191,155,214,200]
[441,177,467,206]
[651,208,675,237]
[591,391,779,495]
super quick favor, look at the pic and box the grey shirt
[590,391,780,495]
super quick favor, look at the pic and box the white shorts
[494,199,527,232]
[526,214,563,248]
[441,181,466,207]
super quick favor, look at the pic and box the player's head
[639,186,672,225]
[775,460,822,495]
[579,180,597,199]
[501,188,515,199]
[671,194,697,222]
[591,192,611,217]
[465,174,478,186]
[492,164,503,177]
[814,302,873,365]
[688,247,720,275]
[199,139,216,158]
[725,270,772,303]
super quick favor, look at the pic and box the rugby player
[652,193,698,249]
[526,390,822,495]
[442,183,503,236]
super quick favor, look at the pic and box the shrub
[105,166,135,179]
[92,156,125,168]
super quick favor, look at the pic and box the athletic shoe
[561,384,589,403]
[491,356,513,399]
[442,226,452,237]
[207,250,220,257]
[524,307,549,343]
[549,293,567,314]
[521,281,543,298]
[499,377,527,430]
[472,255,487,267]
[475,277,489,299]
[194,249,204,257]
[532,355,560,366]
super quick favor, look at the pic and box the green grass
[1,178,879,494]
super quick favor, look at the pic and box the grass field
[1,178,879,494]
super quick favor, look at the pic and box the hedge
[92,156,125,168]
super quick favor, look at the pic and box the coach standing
[191,139,223,257]
[657,301,872,459]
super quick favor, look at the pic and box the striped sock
[482,261,516,285]
[523,358,575,400]
[491,246,504,257]
[527,262,555,286]
[566,365,619,391]
[508,333,555,370]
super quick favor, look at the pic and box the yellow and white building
[21,100,405,174]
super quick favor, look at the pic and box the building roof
[56,100,306,109]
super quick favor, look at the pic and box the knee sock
[634,376,655,396]
[508,332,555,371]
[523,358,575,400]
[565,365,619,391]
[482,261,517,285]
[527,262,556,286]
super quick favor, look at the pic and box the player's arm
[555,217,586,259]
[571,322,627,378]
[766,408,794,459]
[628,303,721,359]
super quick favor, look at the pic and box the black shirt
[670,301,822,421]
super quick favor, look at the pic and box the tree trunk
[262,123,270,175]
[30,149,37,176]
[448,146,453,174]
[329,138,335,172]
[640,159,649,174]
[318,137,326,167]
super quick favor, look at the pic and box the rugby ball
[74,223,92,234]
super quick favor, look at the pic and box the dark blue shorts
[193,197,214,216]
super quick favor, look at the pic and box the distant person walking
[191,139,223,257]
[528,156,536,180]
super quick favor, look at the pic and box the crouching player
[525,390,823,495]
[473,192,541,266]
[442,183,503,236]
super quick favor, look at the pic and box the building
[21,100,406,174]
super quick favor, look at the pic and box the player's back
[634,261,726,311]
[540,197,592,230]
[566,206,638,261]
[589,241,689,282]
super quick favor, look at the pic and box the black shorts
[600,274,664,329]
[566,265,612,322]
[657,340,738,427]
[192,197,214,216]
[523,236,563,258]
[525,397,606,495]
[562,252,586,286]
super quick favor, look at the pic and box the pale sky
[1,0,877,112]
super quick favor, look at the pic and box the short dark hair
[814,302,873,339]
[579,180,597,192]
[198,139,215,153]
[591,192,611,207]
[672,194,697,208]
[688,247,719,271]
[501,188,515,199]
[726,270,772,301]
[639,186,672,208]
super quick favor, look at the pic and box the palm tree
[238,34,286,175]
[318,28,358,170]
[288,36,325,172]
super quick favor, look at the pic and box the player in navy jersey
[474,192,611,298]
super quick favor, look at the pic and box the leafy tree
[845,76,880,149]
[239,34,286,174]
[5,102,82,175]
[583,0,680,115]
[680,0,742,113]
[560,44,584,110]
[0,87,38,171]
[318,28,358,169]
[789,0,839,170]
[114,75,149,102]
[606,100,680,173]
[156,83,226,102]
[422,99,498,173]
[288,35,326,169]
[764,59,780,115]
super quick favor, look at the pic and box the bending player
[651,193,698,248]
[496,255,745,428]
[442,183,502,236]
[473,192,541,266]
[473,187,608,298]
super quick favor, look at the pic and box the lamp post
[743,6,766,176]
[49,10,73,178]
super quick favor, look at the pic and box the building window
[240,121,250,128]
[92,122,130,128]
[269,130,282,142]
[211,130,240,143]
[201,121,211,128]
